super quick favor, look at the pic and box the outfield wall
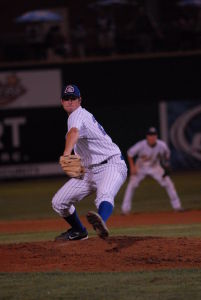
[0,54,201,178]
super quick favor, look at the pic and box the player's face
[61,97,81,114]
[146,134,157,146]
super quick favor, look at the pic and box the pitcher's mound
[1,236,201,272]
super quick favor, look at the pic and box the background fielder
[121,127,183,214]
[52,84,127,241]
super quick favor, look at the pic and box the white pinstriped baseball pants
[52,155,128,217]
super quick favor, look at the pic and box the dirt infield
[0,210,201,233]
[0,210,201,272]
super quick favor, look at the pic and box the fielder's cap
[146,127,158,135]
[61,84,81,99]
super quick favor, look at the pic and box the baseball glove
[59,154,85,178]
[160,159,171,178]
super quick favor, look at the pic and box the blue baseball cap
[61,84,81,99]
[146,127,158,135]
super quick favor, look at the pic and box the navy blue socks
[98,201,113,222]
[64,209,86,232]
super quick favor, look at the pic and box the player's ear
[79,97,82,103]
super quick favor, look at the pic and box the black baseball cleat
[86,211,109,239]
[55,228,88,241]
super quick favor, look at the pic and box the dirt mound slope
[1,236,201,272]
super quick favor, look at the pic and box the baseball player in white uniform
[121,127,183,214]
[52,84,127,241]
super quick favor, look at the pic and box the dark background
[1,0,201,175]
[1,53,201,162]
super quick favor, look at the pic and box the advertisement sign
[0,69,64,179]
[159,100,201,170]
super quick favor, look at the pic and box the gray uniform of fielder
[121,139,183,214]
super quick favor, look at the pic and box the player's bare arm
[63,127,79,156]
[127,155,138,175]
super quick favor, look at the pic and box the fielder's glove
[162,166,171,178]
[160,159,171,178]
[59,154,85,178]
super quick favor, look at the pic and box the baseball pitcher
[52,84,127,241]
[121,127,183,214]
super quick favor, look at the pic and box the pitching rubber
[86,211,109,239]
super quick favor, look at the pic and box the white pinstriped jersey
[67,106,121,167]
[127,139,170,168]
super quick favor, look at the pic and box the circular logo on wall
[0,74,26,107]
[170,104,201,161]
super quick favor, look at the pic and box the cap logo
[64,85,74,94]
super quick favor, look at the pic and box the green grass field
[0,171,201,300]
[0,171,201,220]
[1,270,201,300]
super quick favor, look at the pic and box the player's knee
[52,194,60,213]
[52,195,74,217]
[128,178,140,189]
[162,177,174,189]
[52,194,66,214]
[133,182,140,189]
[128,182,139,191]
[160,181,166,188]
